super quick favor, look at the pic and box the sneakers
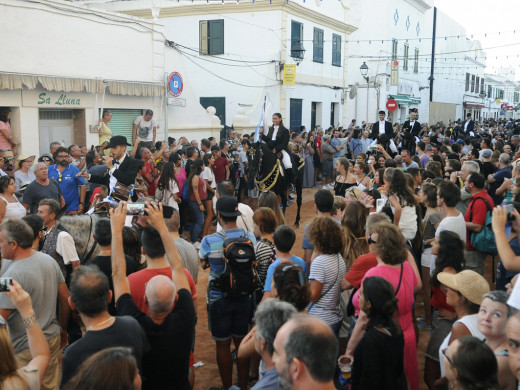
[192,242,201,250]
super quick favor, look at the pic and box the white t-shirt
[215,202,255,233]
[201,166,216,189]
[134,116,157,142]
[435,212,466,245]
[238,151,248,176]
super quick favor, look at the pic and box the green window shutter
[291,21,303,59]
[209,20,224,55]
[313,28,323,63]
[199,21,208,55]
[332,34,341,66]
[106,109,142,152]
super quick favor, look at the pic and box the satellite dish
[349,86,357,99]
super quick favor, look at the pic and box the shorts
[206,190,214,201]
[313,160,322,169]
[208,295,252,341]
[463,249,486,276]
[321,160,333,179]
[425,309,455,361]
[421,247,433,268]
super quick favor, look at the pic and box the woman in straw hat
[14,153,36,191]
[436,270,490,385]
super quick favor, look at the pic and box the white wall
[0,0,161,83]
[345,0,432,123]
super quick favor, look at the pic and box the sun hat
[437,270,490,305]
[17,154,36,162]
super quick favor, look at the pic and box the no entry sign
[386,99,398,111]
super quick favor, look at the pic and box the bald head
[274,314,337,386]
[145,275,176,314]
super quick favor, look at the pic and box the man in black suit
[259,113,294,188]
[463,113,475,135]
[402,108,421,152]
[370,110,394,152]
[81,135,139,198]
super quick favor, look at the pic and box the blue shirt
[199,228,257,302]
[330,138,342,158]
[48,164,84,212]
[263,255,306,292]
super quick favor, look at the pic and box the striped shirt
[254,239,275,286]
[308,253,346,326]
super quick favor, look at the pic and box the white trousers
[281,150,292,169]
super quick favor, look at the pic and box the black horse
[249,141,288,215]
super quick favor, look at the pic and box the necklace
[87,316,113,331]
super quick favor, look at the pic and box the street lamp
[360,62,369,83]
[360,62,370,122]
[291,40,306,65]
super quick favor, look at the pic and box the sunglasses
[442,348,454,367]
[41,158,51,162]
[367,235,377,245]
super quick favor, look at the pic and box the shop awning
[463,102,485,108]
[409,96,421,104]
[389,94,412,105]
[0,72,164,97]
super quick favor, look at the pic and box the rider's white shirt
[271,125,279,140]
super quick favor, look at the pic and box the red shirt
[128,267,197,314]
[344,253,378,290]
[314,137,322,155]
[464,190,494,251]
[212,156,229,183]
[143,162,156,195]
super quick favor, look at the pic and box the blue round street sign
[168,72,183,97]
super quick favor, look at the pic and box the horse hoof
[294,223,299,229]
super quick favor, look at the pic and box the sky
[434,0,520,80]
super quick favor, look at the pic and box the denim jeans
[189,200,204,243]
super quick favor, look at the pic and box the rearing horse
[249,141,287,215]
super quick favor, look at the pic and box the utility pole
[429,7,437,103]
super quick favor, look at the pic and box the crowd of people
[1,105,520,390]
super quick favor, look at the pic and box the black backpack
[216,230,261,298]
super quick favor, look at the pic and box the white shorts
[281,150,292,169]
[421,247,433,269]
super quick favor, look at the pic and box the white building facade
[344,0,433,125]
[94,0,357,134]
[0,0,220,156]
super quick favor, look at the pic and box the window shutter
[106,109,143,152]
[199,21,208,55]
[209,20,224,55]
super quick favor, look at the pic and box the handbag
[468,196,498,256]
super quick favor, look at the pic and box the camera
[0,278,12,292]
[126,204,174,219]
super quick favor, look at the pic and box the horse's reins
[80,214,97,263]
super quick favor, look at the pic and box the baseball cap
[437,270,490,305]
[481,149,492,158]
[216,196,242,217]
